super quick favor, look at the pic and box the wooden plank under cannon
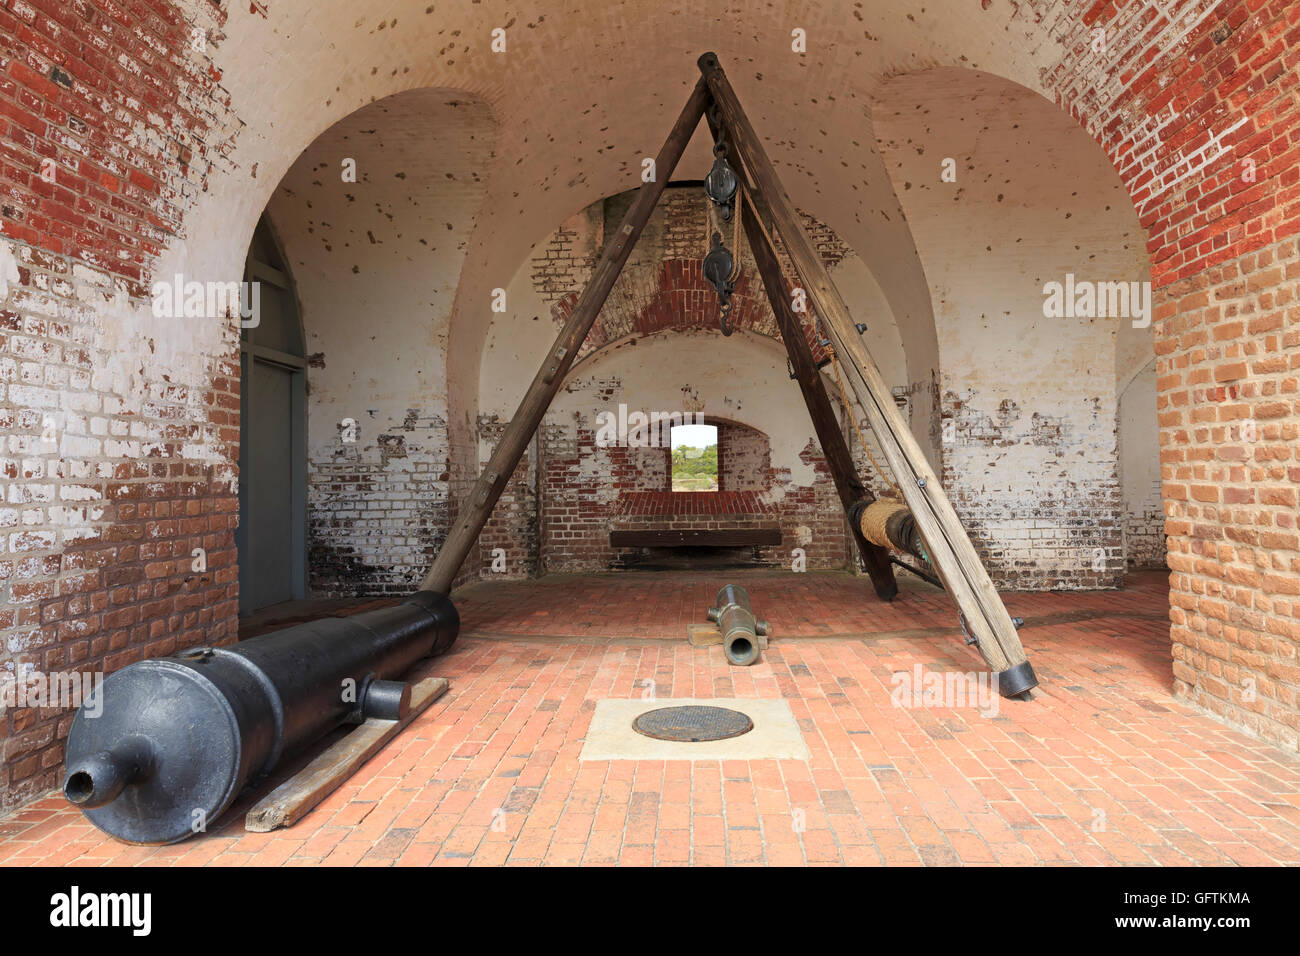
[245,676,449,833]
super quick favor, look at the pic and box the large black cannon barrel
[62,590,459,845]
[706,584,769,666]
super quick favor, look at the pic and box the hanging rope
[724,147,903,501]
[704,177,745,335]
[729,186,743,284]
[739,178,780,257]
[703,184,745,284]
[703,182,713,244]
[827,346,903,500]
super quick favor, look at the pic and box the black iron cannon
[706,584,769,666]
[62,590,458,845]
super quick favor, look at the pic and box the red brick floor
[2,570,1299,866]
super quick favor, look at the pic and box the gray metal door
[240,358,298,610]
[237,215,307,615]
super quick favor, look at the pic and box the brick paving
[2,570,1298,866]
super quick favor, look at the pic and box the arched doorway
[236,215,308,614]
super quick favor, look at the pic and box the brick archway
[553,258,831,368]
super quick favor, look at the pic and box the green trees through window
[671,424,718,492]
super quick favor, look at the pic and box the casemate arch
[874,66,1157,588]
[474,184,916,577]
[242,88,501,595]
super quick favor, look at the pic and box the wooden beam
[245,676,449,833]
[698,53,1033,688]
[421,79,712,593]
[610,528,782,548]
[719,124,898,600]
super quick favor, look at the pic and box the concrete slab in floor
[581,698,809,761]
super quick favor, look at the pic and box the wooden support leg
[732,163,898,600]
[698,53,1036,694]
[420,79,711,594]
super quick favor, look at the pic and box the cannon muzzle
[64,736,155,808]
[707,584,769,667]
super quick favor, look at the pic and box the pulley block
[704,141,739,221]
[702,232,737,335]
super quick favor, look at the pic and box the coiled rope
[857,498,911,549]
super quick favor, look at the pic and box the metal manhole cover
[632,705,754,742]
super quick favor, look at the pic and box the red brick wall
[538,422,613,571]
[1036,0,1300,746]
[1159,237,1300,745]
[536,420,849,573]
[718,420,771,492]
[477,414,537,581]
[0,0,230,276]
[0,0,240,810]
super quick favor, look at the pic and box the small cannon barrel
[706,584,768,666]
[62,590,459,845]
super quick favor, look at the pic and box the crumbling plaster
[875,66,1157,585]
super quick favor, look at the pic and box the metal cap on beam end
[697,51,721,73]
[996,661,1038,699]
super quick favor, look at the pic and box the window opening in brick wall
[670,424,718,492]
